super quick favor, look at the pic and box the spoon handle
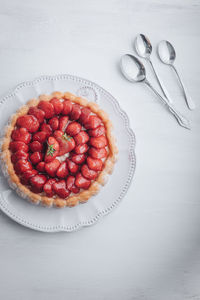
[148,58,173,104]
[171,64,195,110]
[145,79,191,129]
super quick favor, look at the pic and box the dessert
[0,91,118,207]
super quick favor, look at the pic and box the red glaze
[70,104,81,120]
[66,121,81,136]
[50,98,63,114]
[28,107,45,123]
[30,151,43,165]
[66,159,79,174]
[45,137,60,163]
[74,144,89,154]
[53,180,70,198]
[75,173,91,189]
[16,115,39,133]
[87,156,103,171]
[11,150,29,164]
[62,100,72,115]
[20,169,38,185]
[38,101,54,119]
[29,141,43,152]
[79,107,91,124]
[84,115,101,129]
[56,162,68,178]
[88,147,107,159]
[66,175,80,193]
[32,131,48,143]
[48,117,59,131]
[43,178,57,197]
[14,159,32,175]
[11,128,31,144]
[30,174,47,193]
[74,131,89,145]
[88,125,105,137]
[36,161,45,172]
[90,136,108,148]
[59,116,69,132]
[81,164,98,180]
[71,153,86,164]
[40,123,52,137]
[45,159,60,177]
[9,141,28,153]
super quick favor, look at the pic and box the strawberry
[20,169,38,185]
[11,128,31,144]
[71,153,86,164]
[16,115,39,133]
[9,141,28,153]
[66,159,79,174]
[50,98,63,114]
[30,151,43,165]
[88,147,107,159]
[59,116,69,132]
[56,162,68,178]
[36,161,45,172]
[87,156,103,171]
[28,107,45,123]
[45,159,60,177]
[84,115,101,129]
[62,100,72,115]
[90,136,108,148]
[54,131,75,155]
[30,174,47,193]
[11,150,29,164]
[74,131,89,145]
[43,178,57,197]
[74,144,89,154]
[14,159,32,175]
[81,164,98,180]
[70,104,81,120]
[48,117,59,131]
[40,123,52,137]
[38,101,54,119]
[66,175,80,194]
[32,131,48,143]
[66,121,81,136]
[29,141,43,152]
[45,137,59,163]
[75,173,91,189]
[53,180,70,198]
[88,125,105,137]
[79,107,91,124]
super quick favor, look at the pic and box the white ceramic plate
[0,74,136,232]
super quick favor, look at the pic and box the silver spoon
[135,34,173,104]
[120,54,190,129]
[158,40,195,110]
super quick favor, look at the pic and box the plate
[0,74,136,232]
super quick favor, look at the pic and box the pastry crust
[0,91,118,207]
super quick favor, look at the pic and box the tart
[0,91,118,207]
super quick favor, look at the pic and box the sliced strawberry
[45,136,59,163]
[53,180,70,198]
[29,141,43,152]
[14,159,32,175]
[88,125,105,137]
[36,161,45,172]
[9,141,28,153]
[40,123,52,137]
[29,151,43,165]
[30,174,47,193]
[43,178,57,197]
[56,162,68,178]
[81,164,98,180]
[75,173,91,189]
[28,107,45,123]
[71,153,86,164]
[66,159,79,174]
[70,104,81,120]
[84,115,101,129]
[90,136,108,148]
[74,144,89,154]
[32,131,48,143]
[66,121,81,136]
[55,132,75,155]
[74,131,89,145]
[16,115,39,133]
[48,117,59,131]
[88,147,107,159]
[87,156,103,171]
[59,116,69,132]
[66,175,80,194]
[38,101,54,119]
[62,100,72,115]
[50,98,63,114]
[20,169,38,185]
[11,128,31,144]
[45,159,60,177]
[79,107,91,124]
[11,150,29,164]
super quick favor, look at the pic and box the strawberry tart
[0,91,118,207]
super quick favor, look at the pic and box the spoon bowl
[158,40,176,65]
[120,54,146,83]
[135,34,152,59]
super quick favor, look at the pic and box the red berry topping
[32,131,48,143]
[30,174,47,193]
[74,131,89,145]
[11,128,31,144]
[56,162,68,178]
[66,159,79,174]
[62,100,72,115]
[81,164,98,180]
[20,169,38,185]
[79,107,91,124]
[43,178,57,197]
[71,153,86,164]
[75,173,91,189]
[48,117,59,131]
[36,161,45,172]
[28,107,45,123]
[88,125,105,137]
[90,136,108,148]
[70,104,81,120]
[45,136,59,163]
[74,144,89,154]
[11,150,29,164]
[14,159,32,175]
[87,157,103,171]
[55,132,75,155]
[40,123,52,137]
[29,141,43,152]
[66,175,80,194]
[66,121,81,136]
[59,116,69,132]
[88,147,107,159]
[84,115,101,129]
[30,151,43,165]
[16,115,39,133]
[50,98,63,114]
[53,180,70,198]
[45,159,60,177]
[9,141,28,153]
[38,101,54,119]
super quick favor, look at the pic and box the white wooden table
[0,1,200,299]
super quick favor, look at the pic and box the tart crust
[0,91,118,207]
